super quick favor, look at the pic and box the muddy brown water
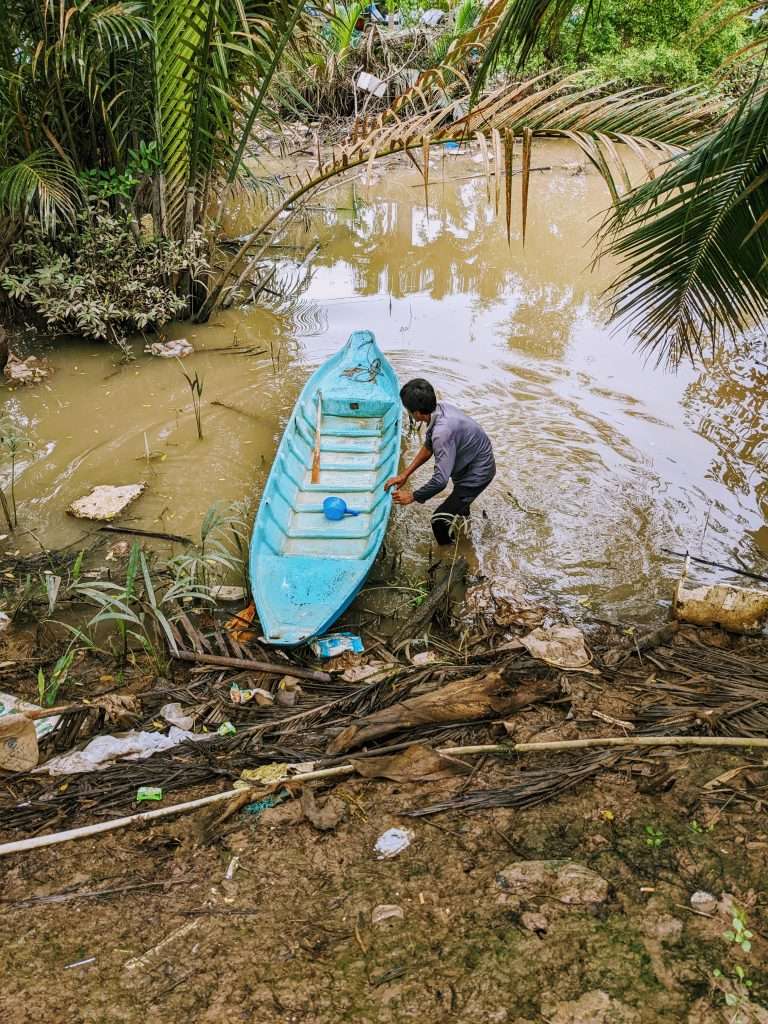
[2,141,768,622]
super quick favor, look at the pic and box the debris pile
[3,566,768,854]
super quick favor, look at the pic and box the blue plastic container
[323,496,360,520]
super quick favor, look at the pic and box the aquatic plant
[169,502,249,593]
[37,647,76,708]
[0,415,36,531]
[177,360,205,440]
[1,209,209,352]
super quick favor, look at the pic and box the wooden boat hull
[249,331,401,646]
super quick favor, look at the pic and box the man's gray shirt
[413,402,496,504]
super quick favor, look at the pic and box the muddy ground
[2,628,768,1024]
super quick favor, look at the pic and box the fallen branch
[173,649,331,683]
[327,671,558,754]
[391,556,467,648]
[100,525,191,545]
[603,621,678,668]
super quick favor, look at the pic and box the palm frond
[473,0,586,92]
[199,73,715,317]
[604,83,768,366]
[0,150,83,233]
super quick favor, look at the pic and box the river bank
[1,581,768,1024]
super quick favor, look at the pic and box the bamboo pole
[173,650,331,683]
[3,735,767,857]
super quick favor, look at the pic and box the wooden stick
[5,735,768,857]
[311,391,322,484]
[0,764,355,857]
[513,735,768,753]
[100,525,191,545]
[173,649,331,683]
[662,548,768,585]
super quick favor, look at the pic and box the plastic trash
[311,632,364,658]
[674,577,768,633]
[276,676,302,707]
[374,827,414,859]
[355,70,386,98]
[217,721,236,736]
[421,8,446,26]
[0,691,59,739]
[229,685,273,706]
[243,792,286,817]
[39,726,210,775]
[322,496,360,520]
[136,786,163,802]
[160,702,194,730]
[372,904,404,925]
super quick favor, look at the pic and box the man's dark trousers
[430,478,492,545]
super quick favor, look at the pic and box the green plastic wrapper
[136,786,163,802]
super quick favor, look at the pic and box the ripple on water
[3,142,767,620]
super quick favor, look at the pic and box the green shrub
[0,205,209,351]
[550,0,749,88]
[591,43,701,88]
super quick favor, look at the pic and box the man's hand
[392,489,415,506]
[384,474,406,492]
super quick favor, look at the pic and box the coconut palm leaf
[604,83,768,365]
[471,0,587,90]
[0,150,83,233]
[199,73,714,317]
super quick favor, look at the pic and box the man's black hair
[400,378,437,415]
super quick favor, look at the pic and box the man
[384,378,496,545]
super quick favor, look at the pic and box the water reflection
[3,141,767,621]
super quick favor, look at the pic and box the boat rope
[342,356,382,383]
[341,335,383,383]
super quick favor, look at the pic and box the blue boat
[249,330,401,646]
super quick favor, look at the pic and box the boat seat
[321,375,394,418]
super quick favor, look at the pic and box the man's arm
[384,445,432,491]
[412,432,456,503]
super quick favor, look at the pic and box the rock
[3,351,50,385]
[371,904,404,926]
[520,910,548,934]
[644,911,683,945]
[210,585,247,603]
[690,890,717,915]
[300,788,347,832]
[497,860,609,906]
[543,990,641,1024]
[67,483,146,521]
[146,338,193,359]
[410,650,439,667]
